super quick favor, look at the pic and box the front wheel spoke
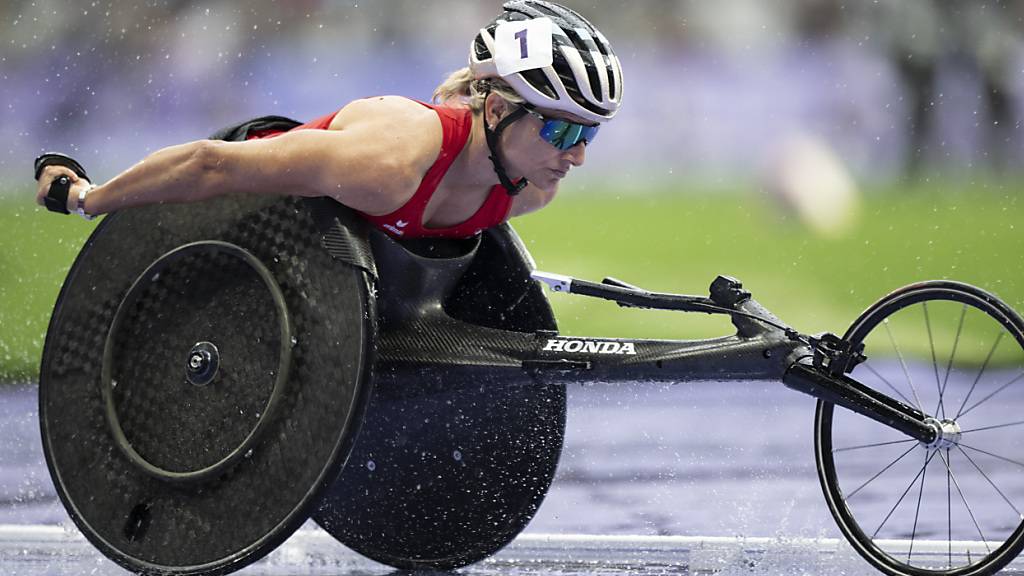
[947,450,952,569]
[960,370,1024,420]
[834,438,917,454]
[884,319,924,413]
[956,445,1023,518]
[923,302,945,418]
[937,449,992,553]
[955,331,1005,419]
[940,304,968,407]
[846,444,920,501]
[960,417,1024,435]
[908,451,929,562]
[872,450,936,539]
[959,443,1024,470]
[864,363,915,409]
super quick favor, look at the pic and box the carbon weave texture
[314,224,567,570]
[39,195,372,573]
[303,196,376,277]
[377,317,533,366]
[110,249,280,471]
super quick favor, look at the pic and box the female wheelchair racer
[30,3,1024,576]
[33,2,631,575]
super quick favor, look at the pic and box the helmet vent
[592,33,611,58]
[607,60,618,101]
[521,68,558,99]
[561,75,611,117]
[562,28,604,100]
[474,28,494,60]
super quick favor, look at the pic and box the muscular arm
[82,140,224,214]
[82,98,439,216]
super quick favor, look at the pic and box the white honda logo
[542,339,637,355]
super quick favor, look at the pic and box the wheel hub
[923,416,961,450]
[185,341,220,387]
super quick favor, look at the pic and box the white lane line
[2,525,1023,574]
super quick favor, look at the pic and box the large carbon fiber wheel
[39,196,374,575]
[314,225,566,570]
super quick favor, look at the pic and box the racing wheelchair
[38,186,1024,576]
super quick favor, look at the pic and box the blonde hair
[432,67,524,113]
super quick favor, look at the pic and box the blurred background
[1,0,1022,379]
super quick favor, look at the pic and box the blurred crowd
[1,0,1021,189]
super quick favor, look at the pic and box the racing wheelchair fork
[522,273,938,446]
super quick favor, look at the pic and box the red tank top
[250,101,514,239]
[357,101,514,239]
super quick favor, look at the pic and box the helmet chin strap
[484,102,529,196]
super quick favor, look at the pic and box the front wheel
[816,281,1024,576]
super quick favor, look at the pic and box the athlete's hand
[35,165,91,213]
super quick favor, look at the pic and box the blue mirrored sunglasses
[522,106,600,151]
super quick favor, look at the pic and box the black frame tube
[524,333,801,385]
[367,235,938,444]
[380,325,936,444]
[782,358,935,443]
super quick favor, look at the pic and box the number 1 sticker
[514,28,529,58]
[494,17,553,76]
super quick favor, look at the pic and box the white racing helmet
[470,1,624,124]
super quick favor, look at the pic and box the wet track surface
[3,370,1023,575]
[2,379,834,534]
[0,526,961,576]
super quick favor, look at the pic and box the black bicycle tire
[815,280,1024,576]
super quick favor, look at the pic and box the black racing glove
[34,153,91,215]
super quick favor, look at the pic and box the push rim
[816,281,1024,576]
[100,240,293,484]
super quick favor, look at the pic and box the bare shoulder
[333,95,438,128]
[332,96,442,169]
[335,97,443,211]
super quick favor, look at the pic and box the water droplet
[453,450,462,461]
[366,460,376,471]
